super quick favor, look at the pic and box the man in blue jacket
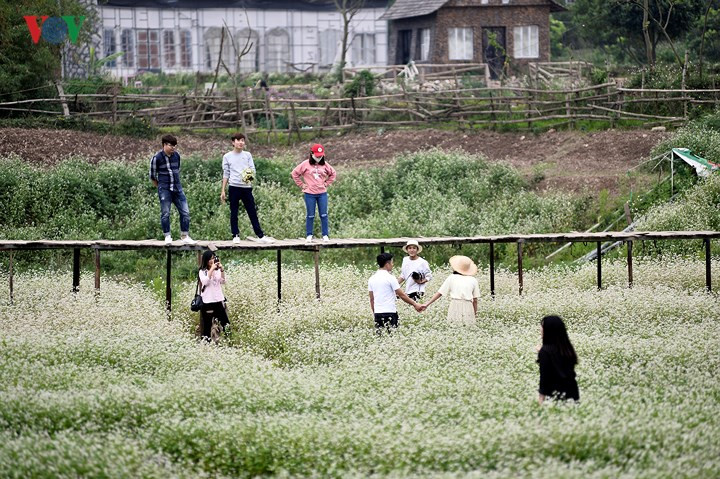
[150,134,196,245]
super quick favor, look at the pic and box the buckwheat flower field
[1,257,719,477]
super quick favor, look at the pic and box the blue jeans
[158,187,190,235]
[304,192,328,236]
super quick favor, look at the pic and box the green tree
[550,17,570,59]
[571,0,704,67]
[0,0,90,102]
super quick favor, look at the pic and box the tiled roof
[380,0,566,20]
[379,0,448,20]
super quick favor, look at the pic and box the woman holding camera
[198,250,230,341]
[422,255,480,326]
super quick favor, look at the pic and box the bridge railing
[1,230,717,310]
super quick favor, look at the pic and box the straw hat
[449,255,477,276]
[402,239,423,254]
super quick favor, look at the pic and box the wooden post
[277,249,282,303]
[72,248,80,292]
[489,241,495,297]
[197,251,202,267]
[566,92,573,129]
[55,81,70,117]
[517,241,523,295]
[166,250,172,312]
[380,246,385,254]
[8,252,13,305]
[705,238,711,292]
[596,241,602,290]
[682,51,689,119]
[314,248,321,299]
[112,85,118,126]
[627,240,633,288]
[94,248,100,290]
[670,152,674,198]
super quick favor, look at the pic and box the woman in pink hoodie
[291,143,337,243]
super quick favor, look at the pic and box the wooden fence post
[277,249,282,303]
[73,248,80,292]
[489,241,495,297]
[705,238,712,292]
[314,247,321,299]
[517,240,523,296]
[94,248,100,291]
[166,250,172,312]
[627,240,633,288]
[8,252,13,305]
[596,241,602,290]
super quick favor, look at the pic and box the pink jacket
[291,159,337,194]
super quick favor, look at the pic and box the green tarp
[672,148,720,178]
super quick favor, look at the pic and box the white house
[99,0,389,80]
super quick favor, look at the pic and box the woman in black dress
[537,315,579,404]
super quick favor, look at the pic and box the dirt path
[0,127,668,194]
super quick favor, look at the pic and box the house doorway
[482,27,506,80]
[397,29,412,64]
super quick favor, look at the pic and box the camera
[411,271,425,281]
[213,254,220,264]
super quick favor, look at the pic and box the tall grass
[0,150,594,276]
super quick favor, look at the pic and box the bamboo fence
[2,82,719,135]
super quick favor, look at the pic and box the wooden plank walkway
[1,231,717,310]
[0,230,719,251]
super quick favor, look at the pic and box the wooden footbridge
[1,231,718,310]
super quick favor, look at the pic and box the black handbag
[190,278,204,312]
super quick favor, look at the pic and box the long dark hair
[541,315,578,365]
[308,153,326,166]
[201,250,214,271]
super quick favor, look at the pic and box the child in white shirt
[397,240,432,302]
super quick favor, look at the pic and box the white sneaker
[232,236,241,244]
[164,235,173,245]
[259,235,275,244]
[181,235,196,245]
[305,235,313,244]
[322,235,330,242]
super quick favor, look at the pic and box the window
[121,29,134,67]
[236,28,259,73]
[502,0,510,4]
[103,28,117,67]
[266,28,289,73]
[448,28,473,60]
[351,33,375,65]
[180,30,192,68]
[163,30,176,67]
[137,30,160,69]
[481,0,488,4]
[418,28,430,61]
[319,29,341,66]
[513,25,538,58]
[204,27,232,70]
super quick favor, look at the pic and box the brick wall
[387,13,436,65]
[434,5,551,66]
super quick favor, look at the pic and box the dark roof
[104,0,389,9]
[380,0,565,20]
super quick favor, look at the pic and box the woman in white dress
[422,255,479,325]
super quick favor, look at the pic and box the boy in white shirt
[398,240,432,302]
[368,252,423,333]
[220,132,275,244]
